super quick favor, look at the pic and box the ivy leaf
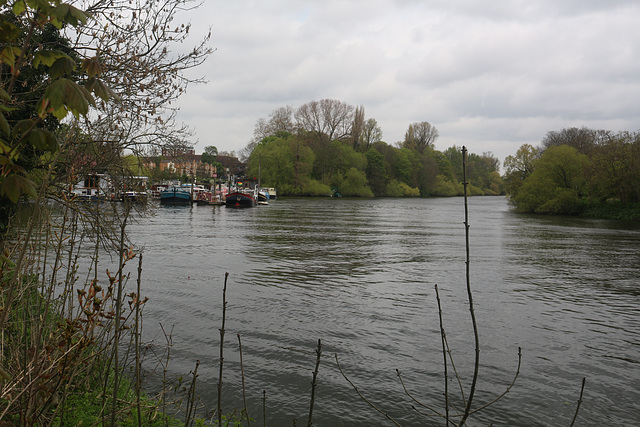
[1,173,37,203]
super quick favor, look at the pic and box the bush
[338,168,374,197]
[386,179,420,197]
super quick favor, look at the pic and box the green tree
[0,2,113,230]
[365,147,387,196]
[586,132,640,204]
[247,133,318,195]
[201,145,218,164]
[337,167,373,197]
[513,145,590,214]
[503,143,541,198]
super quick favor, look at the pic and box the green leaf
[0,139,11,155]
[0,21,20,43]
[42,78,95,119]
[52,4,87,27]
[1,173,37,203]
[48,55,76,79]
[33,50,68,68]
[85,77,116,102]
[11,118,36,139]
[11,0,26,16]
[26,128,46,150]
[0,86,9,101]
[41,129,59,152]
[0,112,9,137]
[0,46,21,68]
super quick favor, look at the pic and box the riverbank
[581,201,640,221]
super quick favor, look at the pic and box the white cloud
[171,0,640,165]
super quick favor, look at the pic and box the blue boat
[160,186,192,205]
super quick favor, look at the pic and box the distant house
[143,149,245,180]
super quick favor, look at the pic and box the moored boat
[225,191,256,207]
[160,186,191,205]
[257,189,269,203]
[265,187,277,199]
[196,191,224,206]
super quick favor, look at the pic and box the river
[126,196,640,426]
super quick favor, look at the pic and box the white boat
[264,187,277,199]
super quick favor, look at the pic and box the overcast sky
[172,0,640,167]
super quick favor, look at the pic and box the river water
[126,196,640,426]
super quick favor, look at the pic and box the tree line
[503,127,640,218]
[244,100,503,197]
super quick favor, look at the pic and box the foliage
[201,145,218,165]
[337,168,374,197]
[506,128,640,216]
[503,143,541,196]
[386,179,420,197]
[512,145,590,214]
[0,3,112,228]
[246,103,503,198]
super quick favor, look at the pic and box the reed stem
[217,272,229,427]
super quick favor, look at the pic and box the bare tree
[358,118,383,151]
[541,127,614,155]
[403,121,439,153]
[295,99,355,142]
[350,105,365,149]
[242,106,296,160]
[269,105,295,135]
[69,0,214,153]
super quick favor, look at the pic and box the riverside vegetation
[503,127,640,220]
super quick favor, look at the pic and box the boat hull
[225,192,256,207]
[160,188,191,205]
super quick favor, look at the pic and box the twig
[435,284,450,425]
[459,146,480,427]
[569,378,586,427]
[395,369,444,418]
[441,333,465,416]
[308,339,322,427]
[185,360,200,426]
[111,204,131,426]
[218,272,229,427]
[469,347,522,415]
[334,354,402,427]
[237,334,251,427]
[135,253,144,426]
[159,323,174,426]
